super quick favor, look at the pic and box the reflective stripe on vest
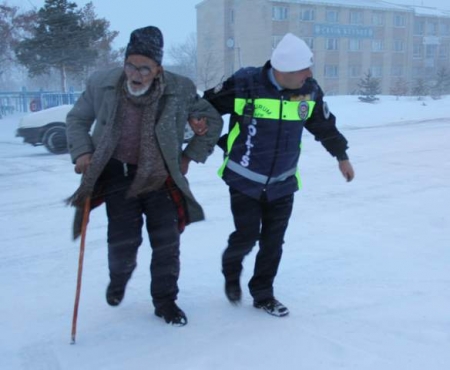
[225,159,298,185]
[234,98,315,121]
[218,123,240,177]
[219,97,313,187]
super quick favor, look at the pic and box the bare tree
[0,3,36,78]
[197,51,222,91]
[167,33,197,81]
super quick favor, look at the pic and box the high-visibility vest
[218,70,318,201]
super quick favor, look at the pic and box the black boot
[106,282,126,306]
[253,298,289,317]
[155,301,188,327]
[225,280,242,304]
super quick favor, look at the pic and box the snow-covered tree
[358,70,381,103]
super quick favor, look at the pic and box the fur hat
[125,26,164,65]
[271,33,313,72]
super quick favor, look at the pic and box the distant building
[196,0,450,94]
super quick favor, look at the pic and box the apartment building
[196,0,450,94]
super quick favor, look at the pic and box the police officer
[203,33,355,317]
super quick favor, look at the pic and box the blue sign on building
[314,24,374,38]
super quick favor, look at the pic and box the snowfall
[1,94,449,370]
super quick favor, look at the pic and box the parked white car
[16,104,195,155]
[16,104,72,154]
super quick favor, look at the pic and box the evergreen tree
[430,67,450,99]
[390,77,409,100]
[412,78,429,100]
[15,0,109,92]
[69,2,121,86]
[357,70,381,103]
[79,3,121,71]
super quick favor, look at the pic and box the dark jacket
[204,61,348,201]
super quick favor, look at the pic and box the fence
[0,88,82,118]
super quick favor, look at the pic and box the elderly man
[203,33,355,317]
[66,26,222,326]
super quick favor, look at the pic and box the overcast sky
[8,0,450,52]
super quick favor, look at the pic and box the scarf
[67,74,167,208]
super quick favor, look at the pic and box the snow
[271,0,412,11]
[270,0,450,14]
[1,94,449,370]
[412,6,450,17]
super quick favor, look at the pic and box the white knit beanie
[271,33,314,72]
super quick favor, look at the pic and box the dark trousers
[222,188,294,302]
[103,159,180,309]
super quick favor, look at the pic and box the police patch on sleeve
[298,101,309,120]
[323,101,331,119]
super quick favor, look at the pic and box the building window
[272,35,284,49]
[300,8,315,21]
[324,65,339,78]
[427,22,438,35]
[349,11,363,25]
[393,14,406,27]
[372,12,384,26]
[273,6,288,21]
[326,38,339,50]
[370,66,383,78]
[325,9,339,23]
[393,39,404,52]
[349,39,361,51]
[414,20,424,35]
[412,67,423,77]
[371,40,384,52]
[413,43,423,58]
[304,37,314,50]
[391,65,403,77]
[348,65,361,78]
[439,44,448,59]
[440,23,450,36]
[426,44,437,58]
[230,9,234,23]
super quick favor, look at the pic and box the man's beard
[126,80,151,97]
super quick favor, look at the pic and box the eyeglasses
[124,62,153,76]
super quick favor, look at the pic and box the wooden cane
[70,197,91,344]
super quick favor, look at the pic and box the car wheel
[43,125,68,154]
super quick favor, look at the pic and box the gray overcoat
[66,67,223,225]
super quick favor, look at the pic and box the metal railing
[0,88,82,118]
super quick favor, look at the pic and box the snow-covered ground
[1,95,449,370]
